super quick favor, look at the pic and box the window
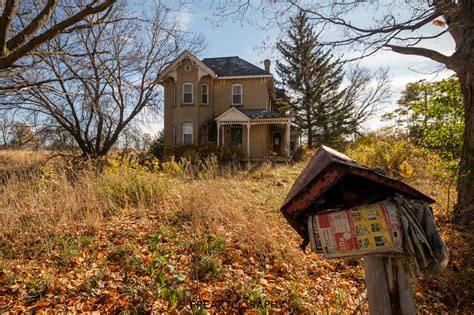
[201,123,209,142]
[173,85,177,106]
[273,132,281,153]
[232,84,242,105]
[173,124,177,145]
[184,64,191,71]
[201,84,208,104]
[183,83,193,104]
[182,122,193,145]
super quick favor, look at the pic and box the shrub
[164,143,241,165]
[346,134,452,181]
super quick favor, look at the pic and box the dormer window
[183,83,193,104]
[232,84,242,105]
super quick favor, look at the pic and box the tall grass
[1,137,454,260]
[0,152,302,264]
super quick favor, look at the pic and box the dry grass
[0,145,472,312]
[0,151,305,266]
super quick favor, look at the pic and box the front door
[273,132,282,153]
[231,126,243,148]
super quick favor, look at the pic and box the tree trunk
[307,130,313,148]
[454,67,474,228]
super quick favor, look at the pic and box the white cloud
[173,7,193,32]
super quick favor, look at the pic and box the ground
[0,148,472,313]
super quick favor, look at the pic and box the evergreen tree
[276,11,350,148]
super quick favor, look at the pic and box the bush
[149,131,165,160]
[290,145,315,163]
[346,134,453,182]
[164,143,241,165]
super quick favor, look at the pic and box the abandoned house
[158,50,300,161]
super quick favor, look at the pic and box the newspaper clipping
[308,201,402,258]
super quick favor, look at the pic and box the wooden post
[246,123,251,160]
[364,256,416,315]
[217,123,220,146]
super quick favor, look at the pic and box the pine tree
[276,11,350,148]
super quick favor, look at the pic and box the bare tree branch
[0,0,116,70]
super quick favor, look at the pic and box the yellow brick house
[158,50,300,161]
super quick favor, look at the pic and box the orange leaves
[432,19,446,27]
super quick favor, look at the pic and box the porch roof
[215,107,290,125]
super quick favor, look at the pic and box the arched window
[183,83,193,104]
[182,122,193,145]
[232,84,243,105]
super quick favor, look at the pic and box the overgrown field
[0,139,473,313]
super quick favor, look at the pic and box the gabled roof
[158,50,217,81]
[215,107,250,121]
[202,56,271,78]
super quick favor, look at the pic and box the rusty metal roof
[280,145,435,239]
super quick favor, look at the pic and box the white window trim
[201,84,209,105]
[183,83,193,104]
[232,84,243,106]
[182,122,193,144]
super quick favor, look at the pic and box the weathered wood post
[365,256,416,314]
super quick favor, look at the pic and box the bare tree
[212,0,474,228]
[0,114,14,145]
[0,0,116,71]
[343,66,391,134]
[1,2,204,157]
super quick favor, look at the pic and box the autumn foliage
[0,139,472,313]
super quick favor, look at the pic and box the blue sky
[141,1,455,135]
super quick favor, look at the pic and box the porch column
[246,123,251,159]
[217,123,220,146]
[286,121,291,158]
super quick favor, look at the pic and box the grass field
[0,142,472,313]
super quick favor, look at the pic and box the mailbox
[280,145,435,255]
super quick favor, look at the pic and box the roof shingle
[201,56,270,77]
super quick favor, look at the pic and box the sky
[140,1,456,136]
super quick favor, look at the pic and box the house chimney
[264,59,271,73]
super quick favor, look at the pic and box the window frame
[231,84,243,106]
[172,84,177,107]
[183,83,193,104]
[182,122,193,145]
[201,84,209,105]
[173,123,177,145]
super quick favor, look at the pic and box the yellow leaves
[432,19,446,27]
[399,160,414,179]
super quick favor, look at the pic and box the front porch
[215,108,292,161]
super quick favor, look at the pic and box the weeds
[148,232,186,311]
